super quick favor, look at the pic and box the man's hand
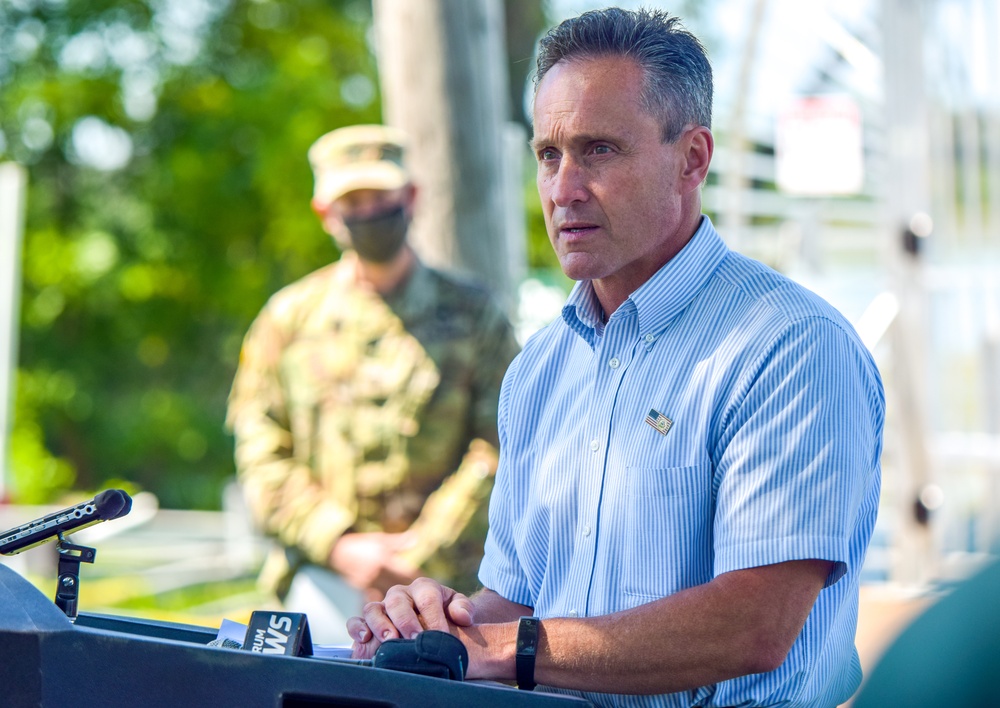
[347,577,475,659]
[330,532,421,600]
[348,561,832,692]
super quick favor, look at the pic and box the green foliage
[10,368,77,504]
[522,158,567,278]
[108,577,262,615]
[2,0,380,508]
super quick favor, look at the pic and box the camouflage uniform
[227,250,519,596]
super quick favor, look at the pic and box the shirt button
[589,439,600,452]
[568,609,578,618]
[644,333,656,343]
[608,357,620,369]
[582,524,591,537]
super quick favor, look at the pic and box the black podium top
[0,564,593,708]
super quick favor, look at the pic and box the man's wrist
[456,621,519,682]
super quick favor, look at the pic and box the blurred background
[1,0,998,692]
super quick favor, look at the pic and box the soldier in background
[226,125,519,641]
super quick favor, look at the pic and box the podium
[0,565,592,707]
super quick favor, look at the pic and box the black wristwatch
[516,616,539,691]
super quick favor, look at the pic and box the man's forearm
[465,559,831,694]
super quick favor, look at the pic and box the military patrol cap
[308,124,410,204]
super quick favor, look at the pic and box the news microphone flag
[242,611,313,657]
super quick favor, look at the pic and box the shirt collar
[562,277,606,345]
[561,216,729,343]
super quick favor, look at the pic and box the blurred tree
[502,0,546,128]
[1,0,380,507]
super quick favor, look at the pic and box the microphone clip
[54,532,96,620]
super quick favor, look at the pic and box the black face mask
[342,205,408,263]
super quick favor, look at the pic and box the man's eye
[592,145,612,155]
[538,148,558,161]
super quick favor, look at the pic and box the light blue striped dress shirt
[479,217,884,708]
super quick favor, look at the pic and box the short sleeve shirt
[479,217,884,707]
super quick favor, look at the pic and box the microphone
[0,489,133,556]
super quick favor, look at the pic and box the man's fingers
[383,581,438,637]
[346,614,373,644]
[353,577,464,644]
[347,614,383,660]
[351,635,381,661]
[351,641,374,660]
[361,600,403,642]
[444,591,475,627]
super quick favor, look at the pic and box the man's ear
[313,198,348,241]
[679,126,714,192]
[402,183,418,218]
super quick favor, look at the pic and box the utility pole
[0,163,27,502]
[881,0,936,585]
[372,0,521,313]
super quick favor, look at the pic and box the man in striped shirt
[349,8,884,707]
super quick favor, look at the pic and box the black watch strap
[516,616,539,691]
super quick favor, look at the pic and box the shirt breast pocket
[622,463,712,601]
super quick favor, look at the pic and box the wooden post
[0,162,27,501]
[372,0,519,313]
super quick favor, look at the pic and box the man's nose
[351,204,384,220]
[548,157,590,207]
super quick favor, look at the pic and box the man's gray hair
[534,7,713,143]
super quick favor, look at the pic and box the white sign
[776,95,864,196]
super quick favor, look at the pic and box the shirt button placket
[581,435,601,618]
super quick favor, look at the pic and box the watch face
[516,617,539,691]
[517,617,539,654]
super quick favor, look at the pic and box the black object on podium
[0,564,593,707]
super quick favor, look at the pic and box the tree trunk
[373,0,520,313]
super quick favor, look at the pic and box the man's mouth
[559,222,598,236]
